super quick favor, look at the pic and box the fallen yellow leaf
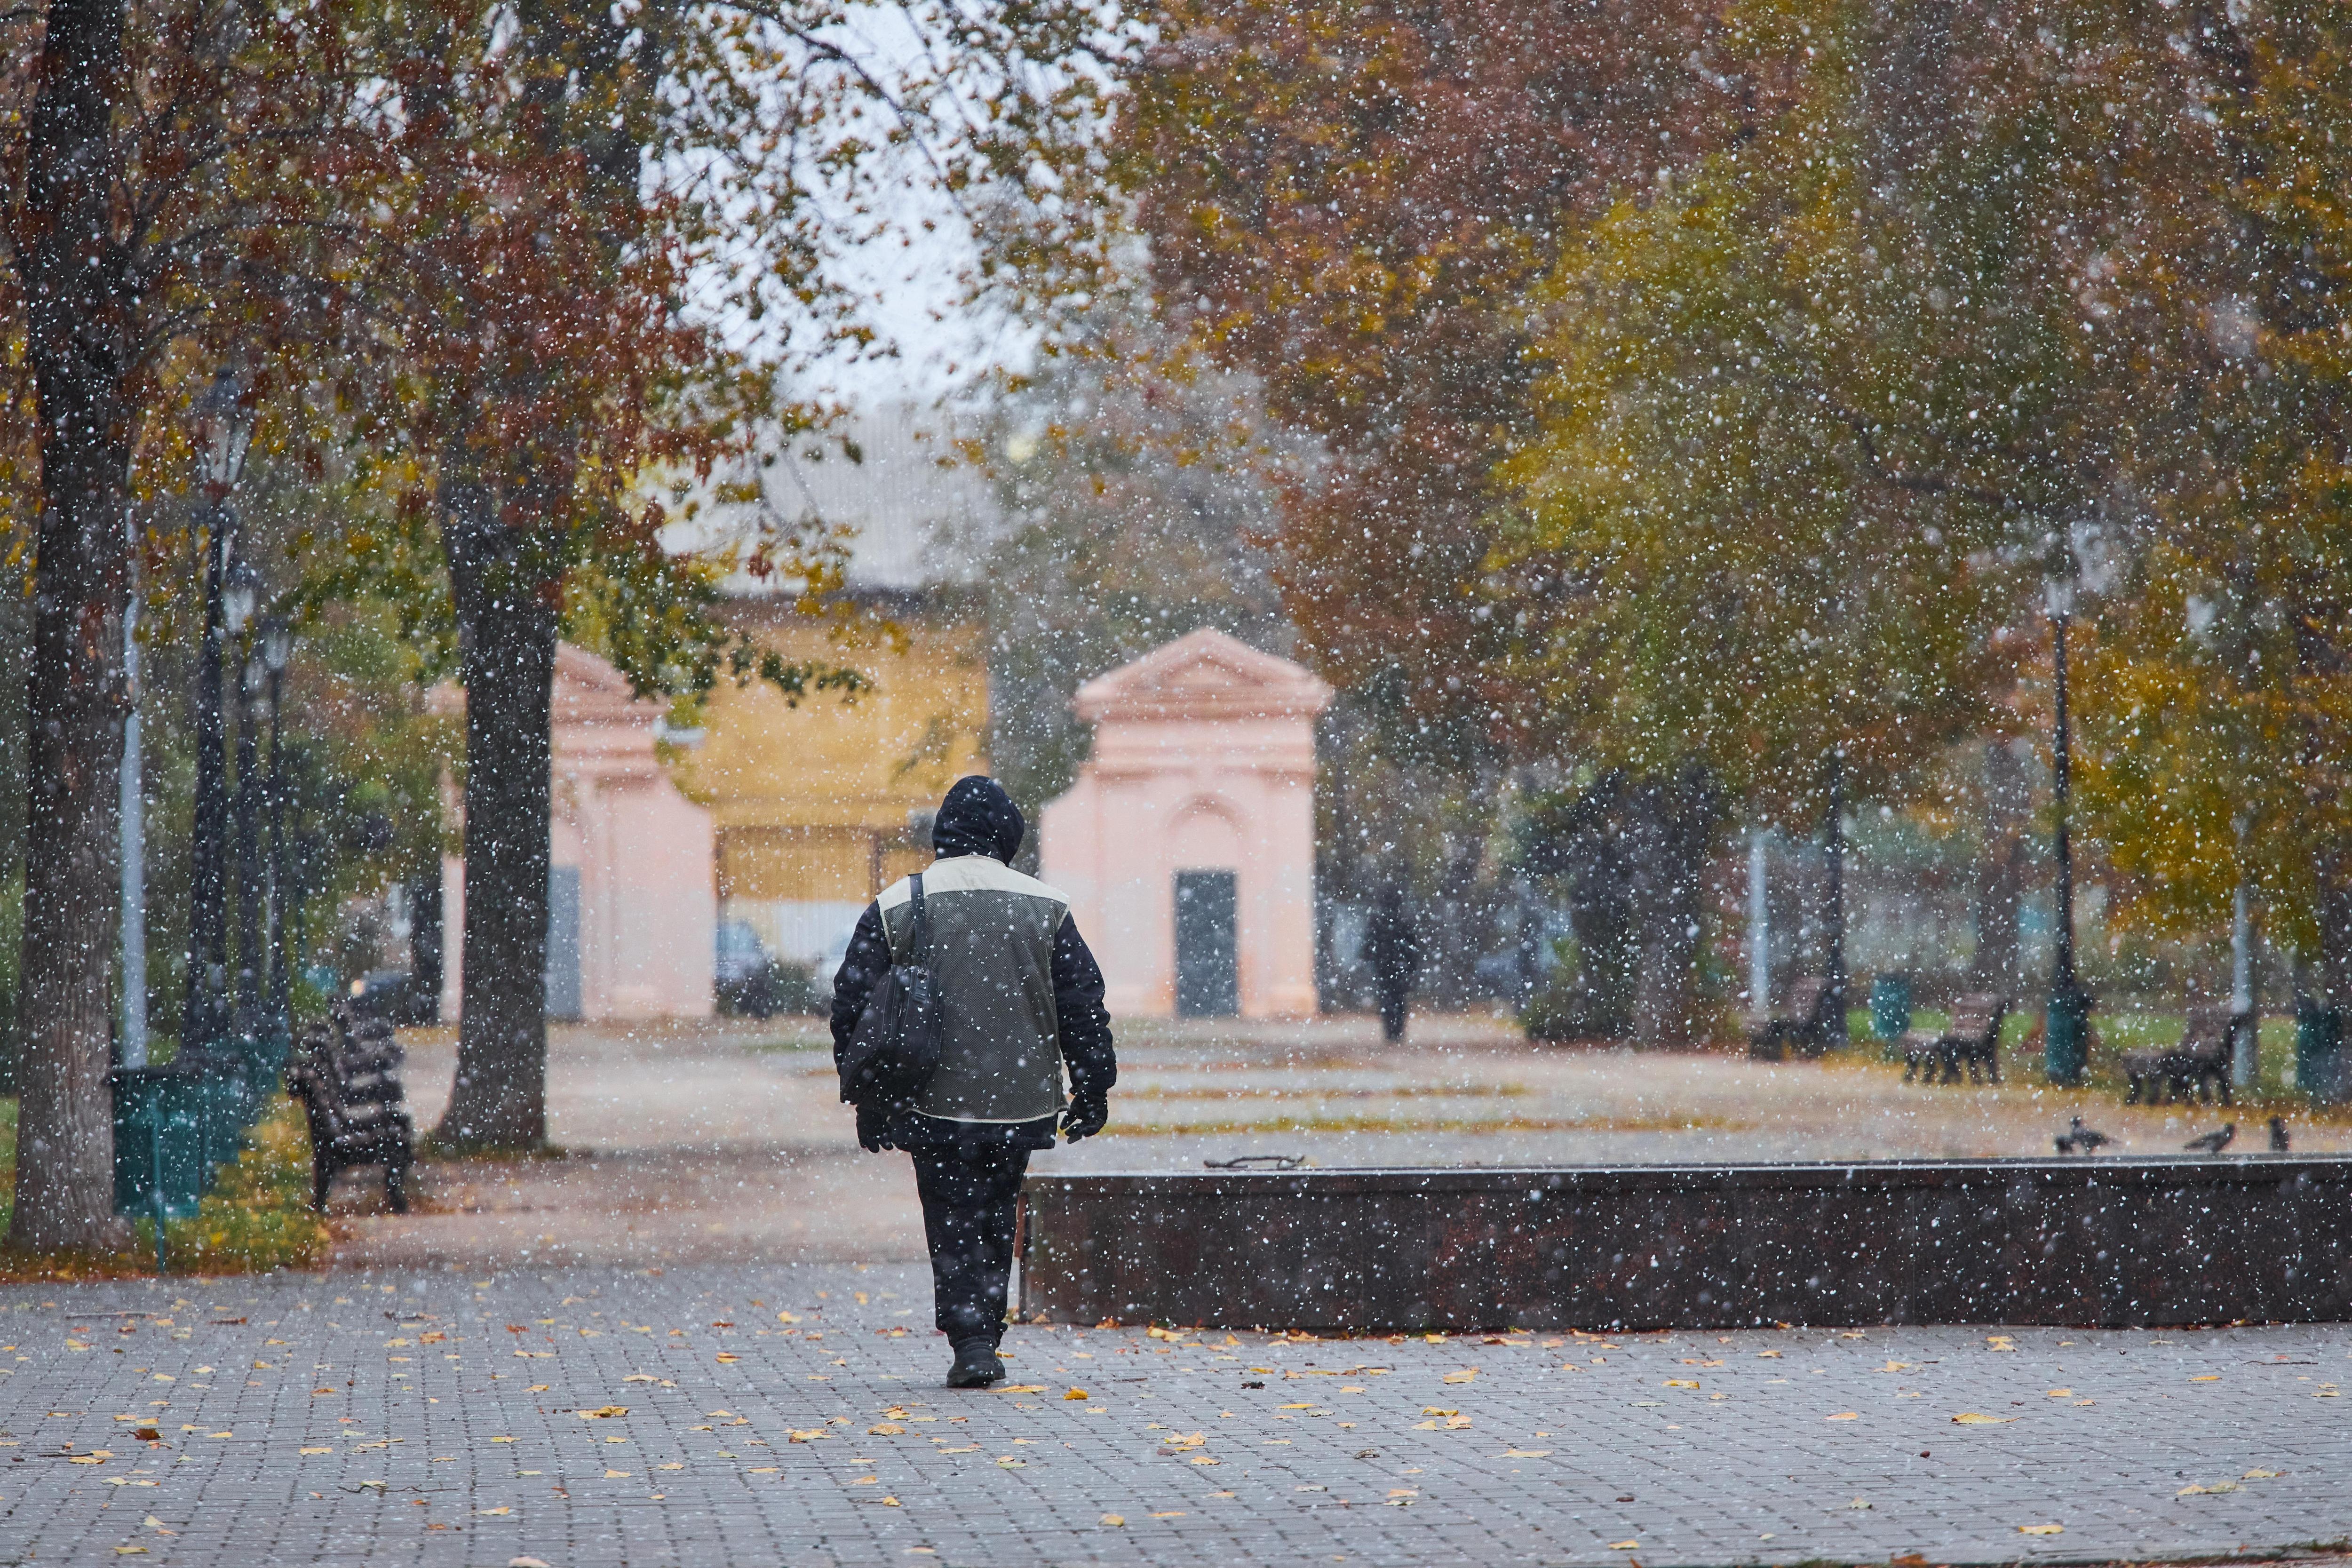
[880,1496,900,1506]
[2018,1524,2063,1535]
[476,1507,509,1516]
[1609,1541,1639,1551]
[1064,1388,1088,1401]
[1825,1412,1859,1421]
[2190,1374,2219,1382]
[577,1406,628,1420]
[623,1375,657,1384]
[605,1468,630,1478]
[1502,1449,1550,1458]
[298,1446,333,1455]
[1100,1513,1126,1526]
[714,1353,740,1363]
[1442,1369,1477,1384]
[869,1424,905,1435]
[788,1430,826,1442]
[999,1385,1048,1394]
[1953,1412,2018,1425]
[1664,1379,1700,1389]
[2245,1469,2281,1479]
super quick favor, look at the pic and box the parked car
[715,921,820,1018]
[348,968,436,1026]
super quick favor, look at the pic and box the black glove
[856,1102,895,1153]
[1060,1095,1108,1142]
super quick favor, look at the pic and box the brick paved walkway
[1,1263,2345,1566]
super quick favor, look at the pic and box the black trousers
[910,1144,1031,1346]
[1378,985,1410,1043]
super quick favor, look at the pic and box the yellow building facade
[676,596,990,969]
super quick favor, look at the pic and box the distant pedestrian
[1365,885,1422,1043]
[831,776,1116,1388]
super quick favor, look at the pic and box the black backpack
[838,873,945,1109]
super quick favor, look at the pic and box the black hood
[932,775,1025,864]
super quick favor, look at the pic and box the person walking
[1365,884,1421,1043]
[830,775,1115,1388]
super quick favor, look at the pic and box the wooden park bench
[1747,977,1842,1061]
[2122,1003,2243,1106]
[1902,993,2009,1084]
[286,1008,414,1212]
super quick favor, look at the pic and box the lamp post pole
[1823,749,1849,1047]
[233,640,264,1035]
[2046,576,2090,1084]
[215,558,264,1050]
[183,534,244,1055]
[183,371,252,1058]
[260,618,293,1037]
[119,512,147,1067]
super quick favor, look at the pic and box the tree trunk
[2317,845,2352,1018]
[9,0,135,1251]
[1629,764,1717,1048]
[1974,740,2029,995]
[434,477,556,1150]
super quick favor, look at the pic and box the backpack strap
[907,872,931,964]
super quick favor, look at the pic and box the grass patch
[0,1092,326,1278]
[1845,1007,2352,1119]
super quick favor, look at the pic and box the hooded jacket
[830,776,1115,1149]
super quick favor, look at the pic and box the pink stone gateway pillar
[1041,629,1332,1019]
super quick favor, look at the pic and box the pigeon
[2269,1115,2290,1153]
[2184,1122,2236,1154]
[2055,1116,2110,1155]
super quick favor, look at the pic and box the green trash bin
[173,1049,256,1181]
[2045,986,2092,1086]
[111,1067,208,1257]
[2297,999,2343,1106]
[1870,975,1914,1046]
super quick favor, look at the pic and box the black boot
[946,1337,1005,1388]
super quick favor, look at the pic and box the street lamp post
[225,559,264,1044]
[259,617,294,1036]
[1823,748,1849,1047]
[2045,572,2091,1084]
[182,375,253,1056]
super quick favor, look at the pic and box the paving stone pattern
[0,1263,2345,1567]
